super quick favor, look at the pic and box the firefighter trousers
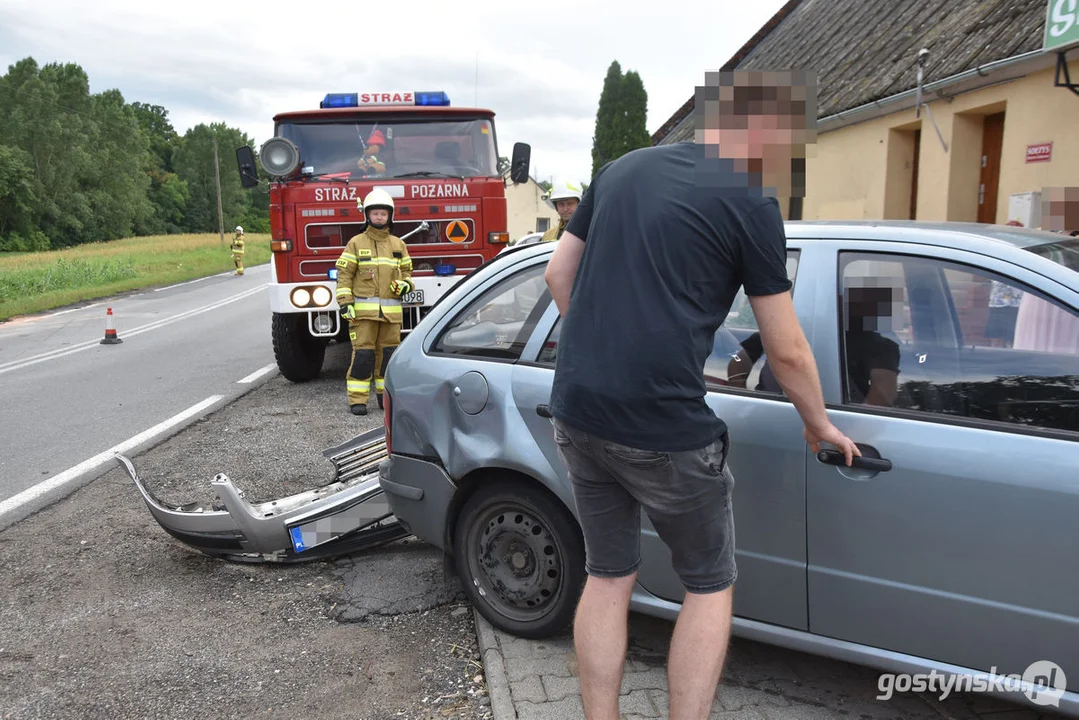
[346,318,401,407]
[232,253,244,275]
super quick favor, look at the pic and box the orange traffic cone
[100,307,123,345]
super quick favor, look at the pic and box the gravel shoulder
[0,342,492,720]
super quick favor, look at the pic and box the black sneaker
[350,404,368,416]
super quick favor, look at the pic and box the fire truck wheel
[272,312,327,382]
[453,478,585,639]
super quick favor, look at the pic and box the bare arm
[544,231,586,317]
[749,291,861,465]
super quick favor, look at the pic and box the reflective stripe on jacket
[334,226,413,322]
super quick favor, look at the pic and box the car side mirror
[236,146,260,189]
[510,143,531,185]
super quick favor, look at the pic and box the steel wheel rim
[466,501,566,624]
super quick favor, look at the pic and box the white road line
[237,362,277,384]
[0,395,224,520]
[0,285,266,376]
[48,302,102,318]
[153,272,227,292]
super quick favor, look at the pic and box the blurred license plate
[402,289,424,306]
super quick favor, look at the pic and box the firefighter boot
[347,349,376,415]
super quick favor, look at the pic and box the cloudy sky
[1,0,788,185]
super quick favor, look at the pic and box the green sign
[1045,0,1079,51]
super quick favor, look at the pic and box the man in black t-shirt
[543,70,860,720]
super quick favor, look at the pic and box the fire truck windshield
[277,118,499,180]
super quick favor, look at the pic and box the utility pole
[213,134,225,246]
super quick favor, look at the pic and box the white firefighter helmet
[235,225,243,234]
[545,180,583,209]
[362,188,395,226]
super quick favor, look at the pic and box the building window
[536,217,550,233]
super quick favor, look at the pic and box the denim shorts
[553,418,737,594]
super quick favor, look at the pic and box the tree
[591,61,651,177]
[82,87,154,243]
[131,102,188,235]
[173,123,256,234]
[620,71,652,153]
[591,61,623,177]
[0,145,38,243]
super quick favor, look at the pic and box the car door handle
[817,450,892,472]
[536,404,552,418]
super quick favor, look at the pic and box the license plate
[289,508,366,553]
[401,289,424,306]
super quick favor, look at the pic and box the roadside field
[0,233,271,321]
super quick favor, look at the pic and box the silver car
[378,221,1079,715]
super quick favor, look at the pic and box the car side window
[839,251,1079,433]
[431,264,550,360]
[536,316,562,365]
[705,251,800,394]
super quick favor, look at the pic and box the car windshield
[1025,237,1079,274]
[277,118,499,180]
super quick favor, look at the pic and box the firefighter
[334,189,414,415]
[541,181,583,242]
[358,129,388,177]
[230,226,245,275]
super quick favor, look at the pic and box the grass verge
[0,233,271,321]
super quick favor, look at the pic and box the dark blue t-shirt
[549,141,793,452]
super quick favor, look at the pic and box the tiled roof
[653,0,1048,145]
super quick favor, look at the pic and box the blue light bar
[415,91,451,106]
[320,91,450,109]
[434,263,456,276]
[321,93,358,108]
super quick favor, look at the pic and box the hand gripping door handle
[817,450,892,472]
[536,404,553,418]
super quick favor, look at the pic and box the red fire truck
[236,90,532,382]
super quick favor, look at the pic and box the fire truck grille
[402,305,435,333]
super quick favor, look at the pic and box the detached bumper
[118,428,408,563]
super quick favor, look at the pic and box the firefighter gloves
[389,279,412,297]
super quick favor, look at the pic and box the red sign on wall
[1026,142,1053,163]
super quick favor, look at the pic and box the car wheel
[454,480,585,639]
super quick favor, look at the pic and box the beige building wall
[804,59,1079,225]
[505,176,559,240]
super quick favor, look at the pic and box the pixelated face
[554,198,578,222]
[368,208,390,225]
[1040,187,1079,232]
[695,69,817,199]
[845,276,905,332]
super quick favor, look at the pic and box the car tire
[454,480,585,639]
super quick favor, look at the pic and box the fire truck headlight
[313,313,335,333]
[311,286,332,307]
[259,137,302,178]
[291,288,312,308]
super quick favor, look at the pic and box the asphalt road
[0,263,278,526]
[0,348,494,720]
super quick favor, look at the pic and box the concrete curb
[473,607,517,720]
